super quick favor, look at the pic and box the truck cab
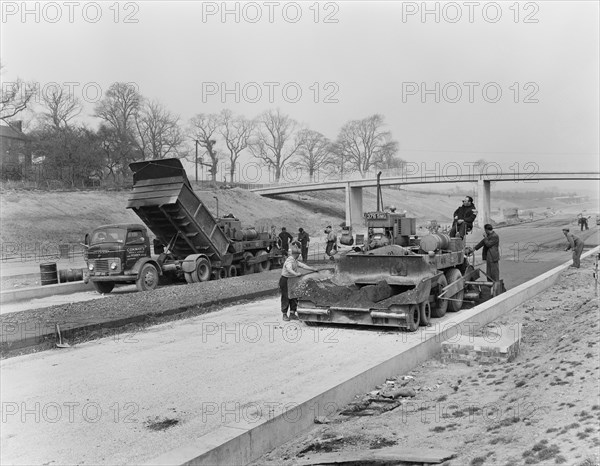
[85,223,160,293]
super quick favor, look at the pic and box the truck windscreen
[91,228,126,244]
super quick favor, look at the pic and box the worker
[450,196,477,239]
[279,245,318,321]
[469,224,500,281]
[324,225,338,260]
[562,228,584,268]
[297,227,310,262]
[278,227,294,254]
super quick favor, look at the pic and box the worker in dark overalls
[450,196,477,239]
[563,228,585,268]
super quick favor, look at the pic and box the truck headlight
[110,262,118,270]
[88,263,94,271]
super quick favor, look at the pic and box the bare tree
[190,113,220,181]
[219,109,253,182]
[97,125,122,181]
[333,114,398,178]
[41,85,82,129]
[95,82,141,134]
[249,109,303,182]
[1,65,36,123]
[293,129,332,182]
[94,82,142,175]
[135,100,183,160]
[373,151,407,174]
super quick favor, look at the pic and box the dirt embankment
[2,186,595,247]
[255,255,600,466]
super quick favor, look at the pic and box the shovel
[55,323,71,348]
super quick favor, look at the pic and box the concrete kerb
[0,281,93,304]
[0,288,279,354]
[147,247,600,466]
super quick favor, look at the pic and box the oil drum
[241,228,258,241]
[419,233,451,253]
[40,263,58,286]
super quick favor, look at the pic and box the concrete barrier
[146,247,599,466]
[0,281,93,304]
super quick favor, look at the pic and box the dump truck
[290,173,501,331]
[84,158,282,293]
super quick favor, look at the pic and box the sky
[1,0,599,193]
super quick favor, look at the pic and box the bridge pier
[477,180,491,228]
[345,184,364,231]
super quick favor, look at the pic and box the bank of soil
[3,185,594,248]
[254,255,600,466]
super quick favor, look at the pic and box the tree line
[1,78,404,186]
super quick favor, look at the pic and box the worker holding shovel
[279,245,318,321]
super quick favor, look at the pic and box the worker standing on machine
[450,196,477,239]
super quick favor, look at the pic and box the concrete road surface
[2,296,432,465]
[1,219,598,465]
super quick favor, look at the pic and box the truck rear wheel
[255,250,271,272]
[136,264,159,292]
[195,258,211,282]
[92,281,114,294]
[430,274,448,318]
[445,268,464,312]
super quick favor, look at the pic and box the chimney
[12,120,23,133]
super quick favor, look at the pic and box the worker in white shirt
[279,245,318,321]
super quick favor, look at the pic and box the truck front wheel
[136,264,159,292]
[92,281,115,294]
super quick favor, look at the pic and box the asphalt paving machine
[290,173,500,331]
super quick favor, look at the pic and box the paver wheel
[406,304,421,332]
[445,268,464,312]
[419,301,431,326]
[227,265,238,278]
[184,272,194,284]
[255,250,271,273]
[430,274,448,318]
[217,268,227,279]
[92,281,114,294]
[136,264,159,292]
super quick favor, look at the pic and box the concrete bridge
[251,172,600,230]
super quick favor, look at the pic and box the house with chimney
[0,120,31,179]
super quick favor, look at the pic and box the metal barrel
[241,228,258,241]
[40,263,58,286]
[72,268,84,281]
[419,233,451,252]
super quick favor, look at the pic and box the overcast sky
[1,1,599,191]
